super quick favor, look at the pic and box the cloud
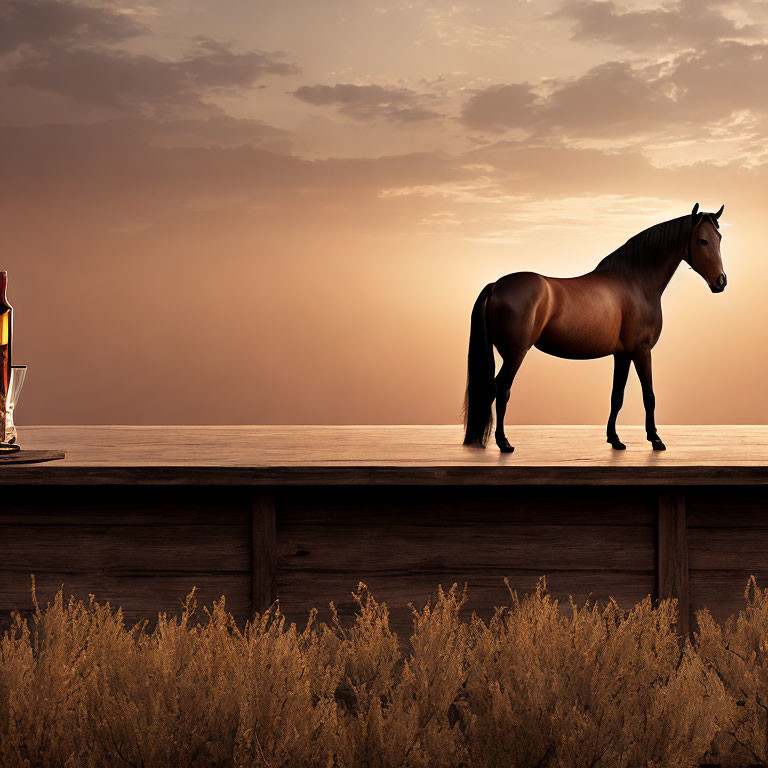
[557,0,763,51]
[293,83,442,122]
[460,61,675,135]
[460,83,538,130]
[1,2,300,124]
[0,120,466,223]
[7,40,299,113]
[0,0,147,53]
[459,41,768,146]
[541,60,675,136]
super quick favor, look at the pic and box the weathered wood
[657,491,690,635]
[0,572,251,626]
[5,464,768,485]
[689,528,768,570]
[0,525,250,572]
[0,485,254,629]
[0,449,65,464]
[278,523,654,572]
[252,488,276,615]
[0,425,766,484]
[275,570,656,641]
[0,425,762,640]
[687,487,768,526]
[278,485,657,526]
[689,571,768,626]
[0,486,251,525]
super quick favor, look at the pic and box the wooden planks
[687,487,768,628]
[0,486,253,631]
[0,431,764,642]
[275,486,656,640]
[0,525,250,572]
[278,524,653,572]
[276,485,657,526]
[0,425,767,485]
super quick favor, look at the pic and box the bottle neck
[0,272,6,305]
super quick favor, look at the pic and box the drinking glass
[2,365,26,447]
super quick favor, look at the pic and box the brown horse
[462,203,726,453]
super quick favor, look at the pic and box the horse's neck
[644,246,685,297]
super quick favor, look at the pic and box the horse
[462,203,726,453]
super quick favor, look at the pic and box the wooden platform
[1,425,767,639]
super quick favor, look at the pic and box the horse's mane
[594,215,692,276]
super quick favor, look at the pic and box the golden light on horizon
[1,0,766,427]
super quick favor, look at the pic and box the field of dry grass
[2,575,768,767]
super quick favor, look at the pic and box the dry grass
[2,575,768,767]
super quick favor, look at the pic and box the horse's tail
[462,282,496,446]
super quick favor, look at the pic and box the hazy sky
[1,0,767,427]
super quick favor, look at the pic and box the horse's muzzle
[710,273,727,293]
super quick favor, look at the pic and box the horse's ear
[691,203,699,217]
[715,204,724,219]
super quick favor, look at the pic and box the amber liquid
[0,272,12,443]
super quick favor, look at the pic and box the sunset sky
[1,0,767,427]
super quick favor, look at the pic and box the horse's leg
[494,351,526,453]
[607,353,631,450]
[633,347,666,450]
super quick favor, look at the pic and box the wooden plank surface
[1,425,768,484]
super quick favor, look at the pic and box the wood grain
[252,489,276,614]
[277,523,654,573]
[657,491,690,635]
[689,528,768,570]
[689,571,768,627]
[0,449,65,464]
[277,485,657,526]
[0,525,250,572]
[687,487,768,526]
[0,573,251,625]
[0,425,766,484]
[0,486,251,525]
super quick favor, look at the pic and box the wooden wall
[0,486,253,630]
[275,486,657,640]
[688,487,768,628]
[1,484,765,640]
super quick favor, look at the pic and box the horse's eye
[699,238,708,246]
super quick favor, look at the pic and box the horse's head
[687,202,726,293]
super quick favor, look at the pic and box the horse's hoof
[496,437,515,453]
[608,439,626,450]
[651,438,666,451]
